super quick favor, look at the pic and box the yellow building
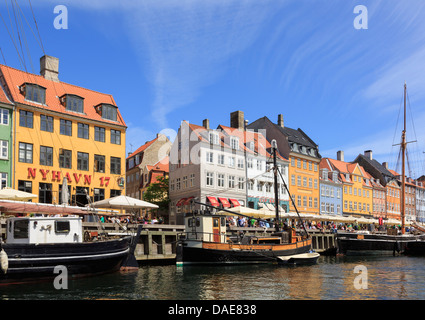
[326,158,373,216]
[0,56,126,205]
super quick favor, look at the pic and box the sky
[2,0,425,178]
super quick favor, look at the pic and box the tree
[143,176,169,214]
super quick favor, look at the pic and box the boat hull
[336,232,414,256]
[0,236,132,284]
[178,239,312,265]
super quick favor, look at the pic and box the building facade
[248,114,321,215]
[0,84,13,189]
[0,56,127,205]
[125,133,171,200]
[325,155,373,217]
[319,159,343,216]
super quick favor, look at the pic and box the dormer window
[96,103,118,121]
[21,83,46,104]
[209,132,219,145]
[61,94,84,113]
[230,137,239,150]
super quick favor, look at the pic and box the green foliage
[143,176,169,212]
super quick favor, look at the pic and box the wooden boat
[0,203,137,285]
[276,252,320,265]
[176,213,312,265]
[176,140,315,265]
[335,83,422,256]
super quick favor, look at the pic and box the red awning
[229,199,241,207]
[184,197,194,205]
[218,197,230,208]
[176,198,187,207]
[207,196,219,207]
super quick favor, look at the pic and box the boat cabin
[6,216,83,244]
[185,214,227,243]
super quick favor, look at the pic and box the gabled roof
[0,83,13,105]
[0,64,126,127]
[127,137,158,160]
[354,153,394,179]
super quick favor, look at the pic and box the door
[213,217,220,242]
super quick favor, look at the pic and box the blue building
[319,159,343,216]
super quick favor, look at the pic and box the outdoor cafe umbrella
[217,205,271,219]
[0,187,37,201]
[89,195,159,211]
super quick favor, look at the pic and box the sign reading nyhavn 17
[27,167,112,187]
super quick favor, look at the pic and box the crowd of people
[98,215,165,225]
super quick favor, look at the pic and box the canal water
[1,255,424,301]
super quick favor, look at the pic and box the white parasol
[89,195,159,210]
[0,187,37,201]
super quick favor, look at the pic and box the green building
[0,85,13,188]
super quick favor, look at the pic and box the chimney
[230,110,244,130]
[382,162,388,169]
[202,119,210,129]
[277,114,284,128]
[337,150,344,161]
[364,150,372,160]
[40,55,59,82]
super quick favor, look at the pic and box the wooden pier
[0,219,338,262]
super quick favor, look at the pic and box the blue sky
[2,0,425,177]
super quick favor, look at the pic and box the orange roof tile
[127,137,158,160]
[0,84,12,105]
[0,64,126,127]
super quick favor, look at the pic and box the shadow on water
[1,255,425,300]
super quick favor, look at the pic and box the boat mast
[401,82,406,235]
[272,140,280,232]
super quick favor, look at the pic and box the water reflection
[1,256,425,300]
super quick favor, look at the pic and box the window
[19,142,33,163]
[291,175,295,185]
[291,158,295,166]
[209,132,219,145]
[206,172,214,186]
[110,157,121,174]
[238,177,244,190]
[93,188,105,202]
[217,174,225,187]
[257,159,262,171]
[64,95,84,113]
[247,158,253,168]
[55,221,70,233]
[60,119,72,136]
[13,219,29,239]
[40,146,53,166]
[190,173,195,187]
[39,182,52,204]
[95,127,105,142]
[19,110,33,128]
[78,123,89,139]
[218,154,225,165]
[0,108,9,125]
[18,180,32,193]
[40,115,53,132]
[111,129,121,144]
[237,158,244,169]
[94,155,105,173]
[24,84,46,104]
[183,176,187,188]
[230,137,239,150]
[77,152,89,170]
[228,176,235,188]
[257,182,263,192]
[0,140,8,159]
[206,152,213,163]
[229,157,235,167]
[59,149,72,168]
[100,104,118,121]
[176,178,181,190]
[0,172,7,189]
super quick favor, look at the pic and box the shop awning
[218,197,231,208]
[207,196,219,207]
[176,198,187,207]
[184,197,194,205]
[229,199,241,207]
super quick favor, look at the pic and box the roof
[0,83,13,105]
[355,154,394,178]
[146,156,169,173]
[247,116,321,159]
[127,137,158,160]
[0,64,126,127]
